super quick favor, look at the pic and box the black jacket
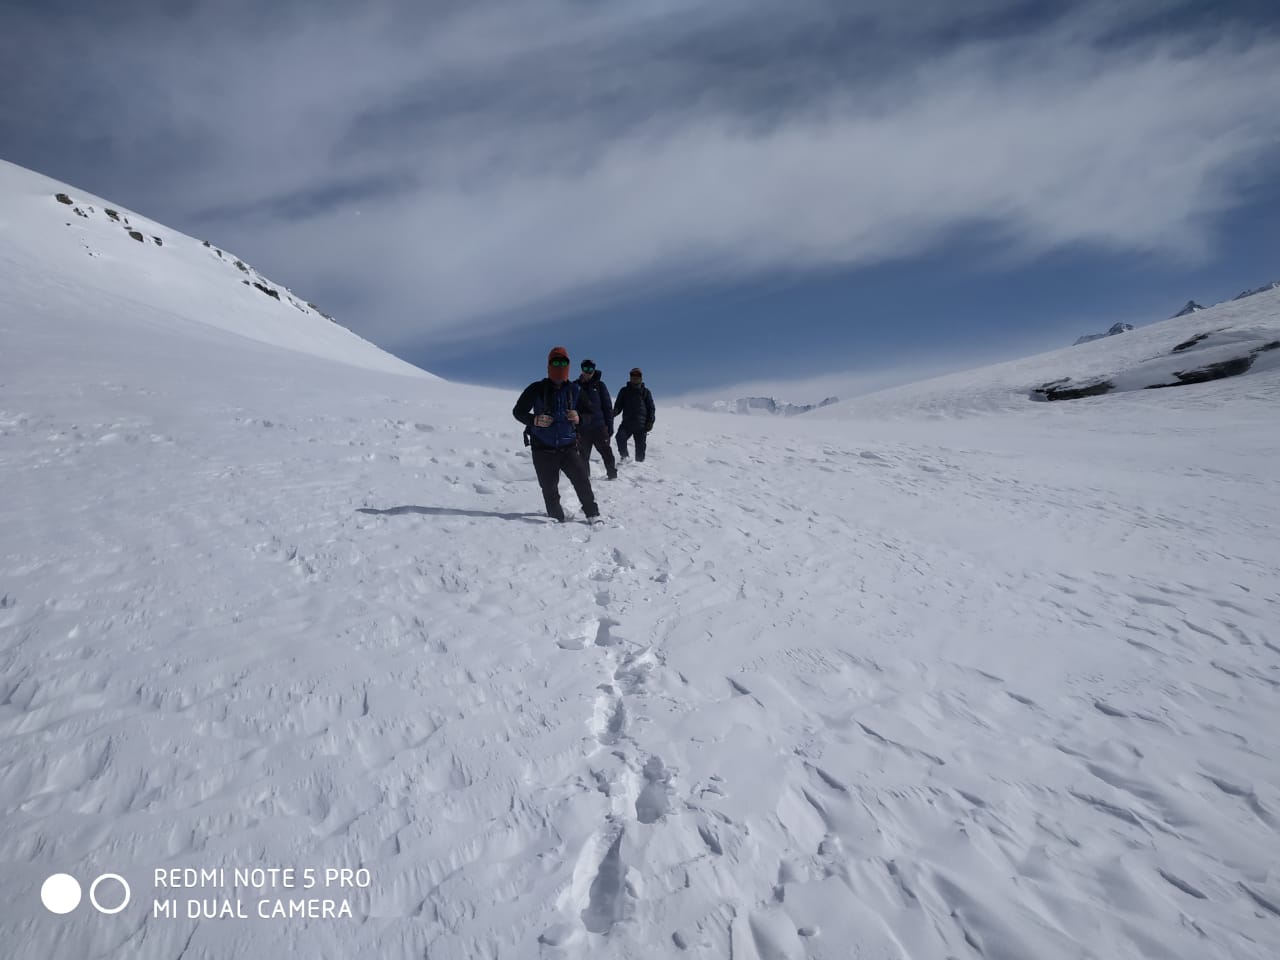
[513,379,592,449]
[576,372,614,433]
[613,382,655,430]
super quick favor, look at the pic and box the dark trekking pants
[616,423,647,462]
[580,426,617,478]
[532,445,599,520]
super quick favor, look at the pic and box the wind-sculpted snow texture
[2,160,1280,959]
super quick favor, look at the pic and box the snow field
[6,339,1276,958]
[2,159,1280,958]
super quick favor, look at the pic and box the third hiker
[613,367,655,463]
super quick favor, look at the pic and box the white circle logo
[89,874,131,915]
[41,874,82,914]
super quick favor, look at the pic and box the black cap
[581,358,595,369]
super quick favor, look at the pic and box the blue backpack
[525,381,581,449]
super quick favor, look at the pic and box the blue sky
[3,0,1280,401]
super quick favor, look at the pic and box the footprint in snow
[635,755,673,824]
[593,688,626,746]
[581,830,629,934]
[594,618,622,647]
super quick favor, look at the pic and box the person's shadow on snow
[357,506,547,523]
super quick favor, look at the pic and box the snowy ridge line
[0,158,430,378]
[1232,280,1280,301]
[51,185,324,322]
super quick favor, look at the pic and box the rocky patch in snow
[1034,326,1280,401]
[52,191,334,320]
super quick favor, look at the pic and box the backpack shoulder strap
[534,380,552,414]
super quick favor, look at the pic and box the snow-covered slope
[0,160,427,377]
[2,162,1279,960]
[817,285,1280,419]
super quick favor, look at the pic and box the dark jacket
[613,381,655,430]
[576,371,614,434]
[513,379,590,449]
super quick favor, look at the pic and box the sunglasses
[550,358,569,367]
[581,365,596,372]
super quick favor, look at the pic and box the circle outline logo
[89,874,131,915]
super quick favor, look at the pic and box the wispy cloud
[5,1,1279,347]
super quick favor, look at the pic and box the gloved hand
[644,422,653,433]
[567,410,579,424]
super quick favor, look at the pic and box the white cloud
[6,2,1279,347]
[263,31,1280,346]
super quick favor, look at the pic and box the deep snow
[2,159,1279,960]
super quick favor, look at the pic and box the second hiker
[576,358,617,480]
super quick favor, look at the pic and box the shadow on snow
[357,505,546,523]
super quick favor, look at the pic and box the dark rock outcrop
[1037,340,1278,400]
[1147,356,1255,388]
[1171,332,1212,353]
[1031,378,1115,401]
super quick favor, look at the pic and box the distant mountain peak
[1073,322,1134,346]
[1172,300,1206,318]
